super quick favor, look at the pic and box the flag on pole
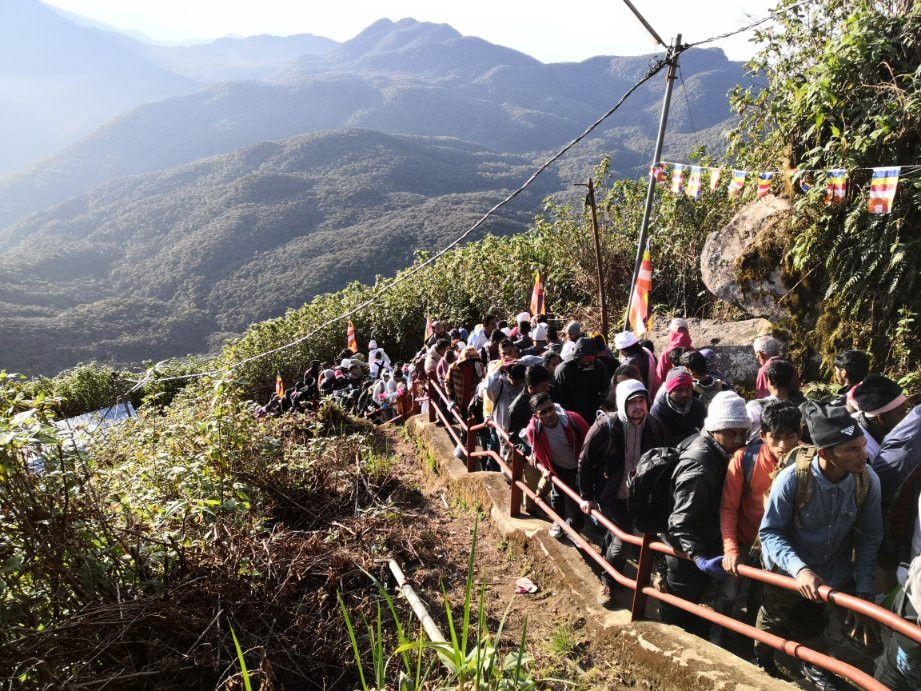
[757,172,774,198]
[868,167,900,214]
[671,164,685,195]
[685,166,702,199]
[424,314,434,341]
[728,170,747,197]
[530,271,546,316]
[347,320,358,353]
[650,162,667,184]
[826,169,848,205]
[708,168,722,192]
[275,372,284,398]
[628,242,652,338]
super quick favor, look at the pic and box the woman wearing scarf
[650,368,706,446]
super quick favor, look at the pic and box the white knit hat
[516,311,531,324]
[532,322,549,341]
[704,391,751,431]
[368,339,378,350]
[669,317,689,332]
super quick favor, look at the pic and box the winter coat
[655,330,694,383]
[552,359,608,425]
[872,406,921,514]
[649,394,706,446]
[577,412,669,516]
[666,433,733,559]
[445,359,482,412]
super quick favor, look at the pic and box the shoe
[802,662,847,690]
[548,523,564,539]
[754,656,782,679]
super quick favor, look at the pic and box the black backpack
[627,434,698,534]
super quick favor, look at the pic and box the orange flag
[628,242,652,337]
[275,372,284,398]
[347,320,358,353]
[530,271,546,316]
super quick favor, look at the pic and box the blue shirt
[759,457,882,594]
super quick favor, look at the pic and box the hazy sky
[43,0,771,63]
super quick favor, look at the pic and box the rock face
[700,195,793,322]
[646,316,774,389]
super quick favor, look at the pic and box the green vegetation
[728,0,921,371]
[339,517,541,690]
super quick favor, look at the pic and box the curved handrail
[420,376,921,686]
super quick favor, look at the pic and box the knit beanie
[665,367,693,392]
[703,391,751,431]
[801,400,865,449]
[850,374,905,417]
[574,337,596,357]
[532,323,549,341]
[669,317,689,332]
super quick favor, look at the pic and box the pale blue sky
[43,0,771,63]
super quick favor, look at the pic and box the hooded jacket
[525,406,589,475]
[577,385,668,516]
[655,329,695,383]
[552,358,608,424]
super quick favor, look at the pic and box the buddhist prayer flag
[671,165,685,195]
[347,320,358,353]
[728,170,747,197]
[685,166,702,199]
[628,242,652,338]
[709,168,722,192]
[868,167,900,214]
[424,314,434,341]
[650,162,667,184]
[826,169,848,205]
[757,172,774,198]
[275,372,284,398]
[530,271,546,316]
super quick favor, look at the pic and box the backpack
[628,434,698,534]
[740,440,764,496]
[781,445,871,542]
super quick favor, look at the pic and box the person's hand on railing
[846,593,882,648]
[579,499,599,515]
[794,568,825,601]
[722,553,741,576]
[694,556,728,580]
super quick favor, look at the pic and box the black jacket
[552,360,608,425]
[665,433,731,559]
[650,395,706,446]
[578,412,669,515]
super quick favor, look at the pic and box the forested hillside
[0,129,556,375]
[0,16,745,229]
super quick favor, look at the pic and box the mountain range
[0,1,751,375]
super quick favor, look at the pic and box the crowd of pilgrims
[260,312,921,690]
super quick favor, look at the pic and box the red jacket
[655,329,695,383]
[524,408,589,475]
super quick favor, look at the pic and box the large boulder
[701,194,794,322]
[646,316,773,389]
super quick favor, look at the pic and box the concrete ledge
[408,416,792,690]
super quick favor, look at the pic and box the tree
[728,0,921,377]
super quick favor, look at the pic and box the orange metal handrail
[420,377,921,686]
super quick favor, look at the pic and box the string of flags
[650,161,915,214]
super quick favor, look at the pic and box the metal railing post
[465,415,477,472]
[426,377,436,423]
[509,445,523,517]
[631,532,655,621]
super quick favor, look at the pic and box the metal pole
[624,35,682,332]
[586,178,609,338]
